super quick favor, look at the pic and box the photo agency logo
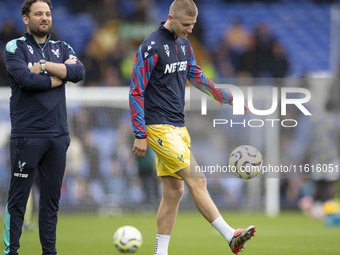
[201,84,312,128]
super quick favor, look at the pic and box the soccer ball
[113,226,142,253]
[229,145,263,179]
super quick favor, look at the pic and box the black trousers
[4,135,70,255]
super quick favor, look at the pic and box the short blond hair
[169,0,198,18]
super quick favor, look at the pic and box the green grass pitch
[1,211,340,254]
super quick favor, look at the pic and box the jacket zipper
[33,34,51,58]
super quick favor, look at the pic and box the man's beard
[29,24,50,38]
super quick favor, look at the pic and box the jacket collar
[24,32,51,48]
[159,22,177,40]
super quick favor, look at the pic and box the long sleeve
[129,46,158,138]
[62,42,85,83]
[5,39,51,90]
[187,46,233,105]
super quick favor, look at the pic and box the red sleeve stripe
[129,101,146,132]
[195,66,200,78]
[208,79,222,106]
[132,68,141,94]
[140,59,150,88]
[131,89,144,110]
[153,54,158,68]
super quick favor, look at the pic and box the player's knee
[172,184,184,199]
[187,176,207,191]
[164,185,184,201]
[196,177,207,188]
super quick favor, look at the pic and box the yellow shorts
[146,124,196,179]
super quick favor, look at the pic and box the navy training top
[5,32,85,138]
[129,23,232,138]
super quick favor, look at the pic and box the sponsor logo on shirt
[164,61,187,74]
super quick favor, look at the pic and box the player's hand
[244,103,249,115]
[64,58,77,64]
[50,76,63,88]
[30,62,43,74]
[132,138,147,157]
[231,101,249,115]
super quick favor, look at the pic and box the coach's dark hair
[21,0,53,16]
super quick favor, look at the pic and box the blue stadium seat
[187,0,332,76]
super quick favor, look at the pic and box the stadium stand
[0,0,336,79]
